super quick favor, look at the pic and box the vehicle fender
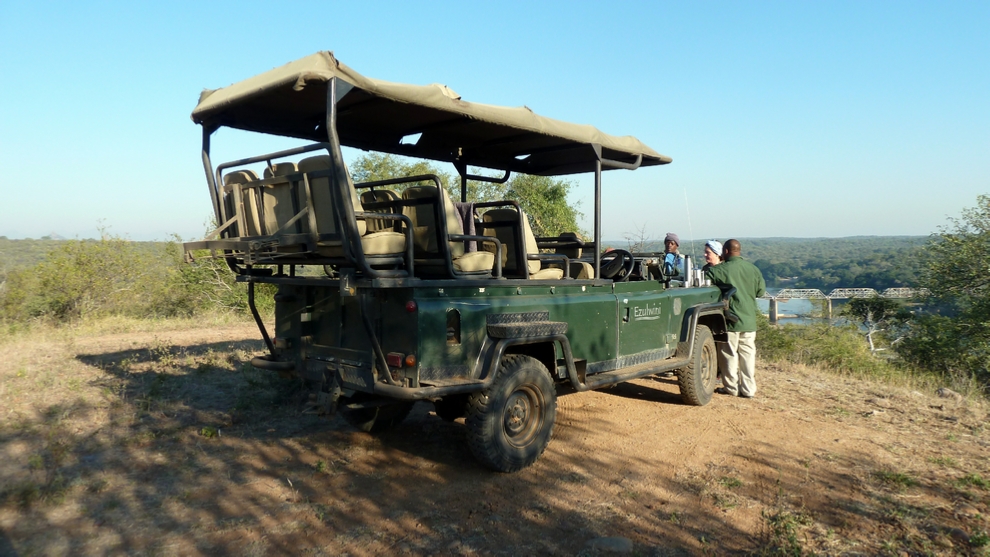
[475,334,571,384]
[675,303,728,357]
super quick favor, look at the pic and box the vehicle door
[614,281,678,363]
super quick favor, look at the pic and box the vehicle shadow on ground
[584,376,687,405]
[1,337,979,555]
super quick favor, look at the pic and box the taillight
[405,354,417,367]
[405,301,418,313]
[386,352,404,368]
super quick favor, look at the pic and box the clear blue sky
[1,1,987,243]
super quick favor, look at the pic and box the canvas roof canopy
[192,51,670,176]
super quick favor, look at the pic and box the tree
[349,153,584,238]
[896,195,990,384]
[502,173,583,238]
[920,194,990,303]
[350,153,504,205]
[349,152,455,191]
[623,223,656,253]
[842,295,909,353]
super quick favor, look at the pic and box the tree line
[608,236,926,292]
[743,236,926,291]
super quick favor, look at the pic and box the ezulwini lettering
[634,304,662,320]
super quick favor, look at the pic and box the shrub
[901,195,990,391]
[896,312,990,391]
[0,234,275,325]
[0,236,151,321]
[756,313,797,360]
[757,317,896,379]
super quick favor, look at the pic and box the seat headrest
[482,208,519,223]
[402,185,437,199]
[263,162,298,178]
[223,169,259,186]
[361,189,399,203]
[556,231,583,259]
[297,155,331,172]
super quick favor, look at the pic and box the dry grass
[0,313,253,346]
[0,318,988,556]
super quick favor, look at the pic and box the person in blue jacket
[662,232,685,277]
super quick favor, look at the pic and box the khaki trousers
[719,331,757,397]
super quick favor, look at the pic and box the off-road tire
[341,395,415,433]
[465,354,557,472]
[433,394,468,422]
[677,325,717,406]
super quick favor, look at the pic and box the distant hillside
[0,237,170,273]
[741,236,927,291]
[604,235,928,291]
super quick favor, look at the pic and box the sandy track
[1,325,988,555]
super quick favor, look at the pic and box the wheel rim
[700,341,716,390]
[502,385,544,448]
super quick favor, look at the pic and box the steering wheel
[599,249,634,281]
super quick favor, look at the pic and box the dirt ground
[1,322,988,556]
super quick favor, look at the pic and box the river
[756,288,853,326]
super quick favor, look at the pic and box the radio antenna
[683,188,696,261]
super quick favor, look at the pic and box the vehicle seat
[482,209,564,280]
[554,231,594,279]
[360,189,401,233]
[297,155,405,258]
[401,185,495,275]
[222,170,262,237]
[262,162,302,235]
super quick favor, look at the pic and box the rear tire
[433,394,468,422]
[341,395,414,433]
[678,325,717,406]
[465,355,557,472]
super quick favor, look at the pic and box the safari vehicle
[185,52,728,472]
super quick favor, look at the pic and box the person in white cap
[702,240,723,272]
[702,239,726,379]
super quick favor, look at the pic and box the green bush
[163,246,277,317]
[895,312,990,391]
[756,313,797,361]
[0,234,274,325]
[798,323,891,376]
[757,316,896,379]
[900,195,990,392]
[0,236,150,321]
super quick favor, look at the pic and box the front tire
[465,355,557,472]
[677,325,717,406]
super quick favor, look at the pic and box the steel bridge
[762,287,928,301]
[760,287,928,323]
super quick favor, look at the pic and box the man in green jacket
[704,239,766,398]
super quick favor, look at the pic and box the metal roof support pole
[201,125,221,227]
[453,160,469,202]
[594,158,602,279]
[453,161,511,203]
[325,77,377,278]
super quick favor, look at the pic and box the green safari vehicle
[184,52,729,472]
